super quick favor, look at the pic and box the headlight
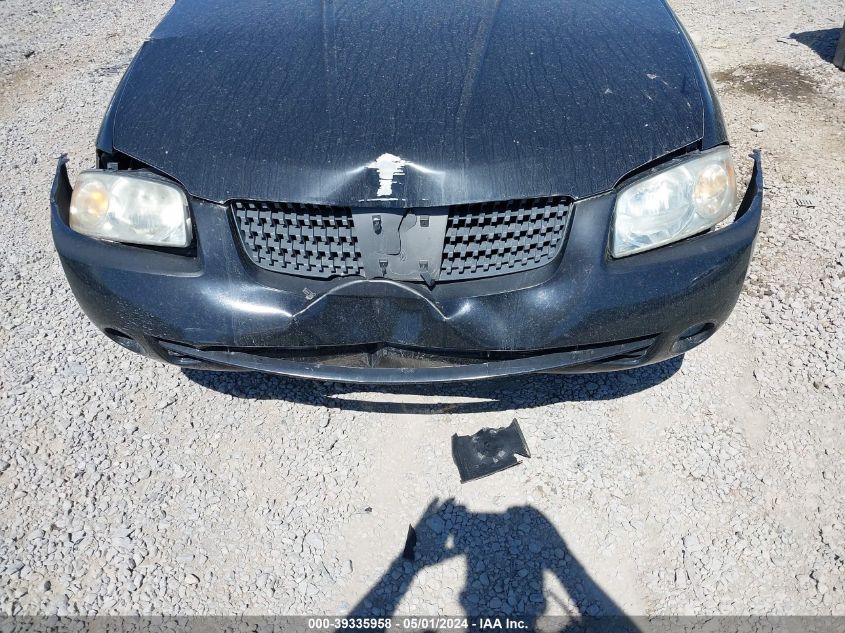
[70,170,192,247]
[612,148,737,257]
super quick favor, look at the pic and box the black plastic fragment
[401,525,417,561]
[451,420,531,483]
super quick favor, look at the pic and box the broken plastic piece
[451,420,531,483]
[401,525,417,561]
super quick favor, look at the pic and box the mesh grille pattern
[233,201,362,278]
[439,197,570,281]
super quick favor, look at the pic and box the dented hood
[110,0,706,207]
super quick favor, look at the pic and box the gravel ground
[1,0,844,620]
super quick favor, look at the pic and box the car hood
[110,0,706,207]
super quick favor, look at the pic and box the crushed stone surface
[0,0,843,618]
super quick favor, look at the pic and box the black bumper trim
[159,338,656,384]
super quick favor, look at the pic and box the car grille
[439,197,571,281]
[232,197,571,282]
[232,201,363,278]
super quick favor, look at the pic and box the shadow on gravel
[341,498,638,632]
[182,356,682,414]
[790,28,843,63]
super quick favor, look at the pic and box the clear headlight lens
[70,170,192,247]
[612,148,737,257]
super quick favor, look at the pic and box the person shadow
[342,499,640,633]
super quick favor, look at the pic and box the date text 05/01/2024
[306,617,530,630]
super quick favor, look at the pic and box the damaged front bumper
[50,153,763,384]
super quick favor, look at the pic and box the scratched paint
[368,153,408,197]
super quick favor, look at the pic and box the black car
[51,0,763,384]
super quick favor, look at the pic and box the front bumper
[50,153,763,384]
